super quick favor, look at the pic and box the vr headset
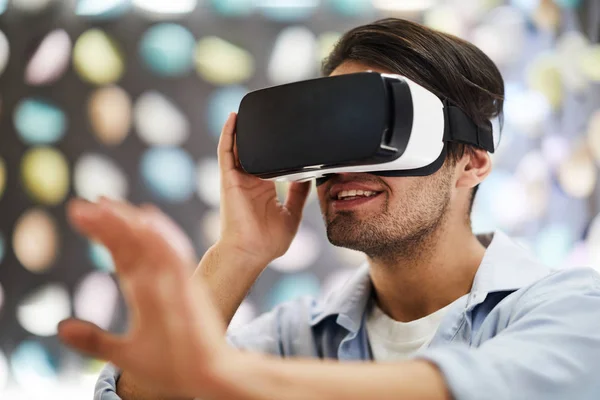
[236,72,495,185]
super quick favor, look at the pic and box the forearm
[216,353,451,400]
[192,243,266,326]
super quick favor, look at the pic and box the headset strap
[442,100,495,153]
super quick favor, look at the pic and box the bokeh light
[74,153,129,201]
[0,30,9,77]
[532,0,561,31]
[317,31,341,64]
[556,30,589,92]
[586,213,600,270]
[210,0,254,16]
[73,29,124,85]
[268,26,316,84]
[475,170,530,230]
[88,85,132,146]
[510,0,540,13]
[10,341,58,390]
[0,157,5,200]
[271,226,321,272]
[579,45,600,81]
[0,350,7,391]
[200,209,221,247]
[504,85,551,137]
[76,0,131,19]
[587,110,600,163]
[258,0,317,21]
[134,91,189,146]
[12,0,54,13]
[321,268,355,300]
[541,134,570,167]
[274,180,318,204]
[195,36,255,85]
[535,224,575,268]
[21,147,69,205]
[554,0,582,8]
[266,272,321,311]
[563,241,589,269]
[527,52,563,109]
[514,151,551,220]
[25,29,71,86]
[557,142,597,198]
[0,0,6,14]
[446,0,502,22]
[16,284,70,336]
[140,23,195,78]
[0,232,4,264]
[13,209,59,273]
[196,158,220,207]
[228,300,256,332]
[206,85,247,139]
[423,5,466,38]
[89,242,115,272]
[140,147,196,202]
[334,246,366,267]
[14,98,67,145]
[328,0,373,16]
[133,0,197,16]
[470,6,526,66]
[74,272,119,330]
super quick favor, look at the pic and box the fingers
[58,319,125,363]
[68,199,133,252]
[68,199,144,273]
[217,113,238,173]
[284,181,311,220]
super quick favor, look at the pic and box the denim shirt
[96,231,600,400]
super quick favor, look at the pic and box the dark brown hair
[322,18,505,213]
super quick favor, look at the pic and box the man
[59,19,600,400]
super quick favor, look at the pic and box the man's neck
[367,222,486,322]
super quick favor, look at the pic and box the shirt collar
[310,231,551,331]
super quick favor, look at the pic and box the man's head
[316,18,504,261]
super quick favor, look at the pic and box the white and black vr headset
[236,72,496,185]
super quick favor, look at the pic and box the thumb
[58,319,125,363]
[284,181,311,220]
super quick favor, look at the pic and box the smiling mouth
[334,189,382,201]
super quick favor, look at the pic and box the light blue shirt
[96,232,600,399]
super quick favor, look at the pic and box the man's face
[316,61,456,259]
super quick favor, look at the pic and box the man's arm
[220,356,450,400]
[206,268,600,400]
[192,244,265,326]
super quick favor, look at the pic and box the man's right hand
[216,112,311,267]
[114,112,311,400]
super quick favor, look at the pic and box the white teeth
[336,190,378,200]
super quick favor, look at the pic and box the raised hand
[217,113,311,266]
[58,198,230,399]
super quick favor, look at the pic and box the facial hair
[323,169,453,264]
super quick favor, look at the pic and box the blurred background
[0,0,598,398]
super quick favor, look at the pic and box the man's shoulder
[521,266,600,299]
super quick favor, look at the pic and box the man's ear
[455,149,492,189]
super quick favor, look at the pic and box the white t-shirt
[366,302,454,362]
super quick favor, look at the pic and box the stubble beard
[324,178,452,264]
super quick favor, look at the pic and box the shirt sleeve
[93,297,313,399]
[416,268,600,400]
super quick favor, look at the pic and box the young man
[60,19,600,400]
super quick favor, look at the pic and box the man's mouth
[335,190,380,201]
